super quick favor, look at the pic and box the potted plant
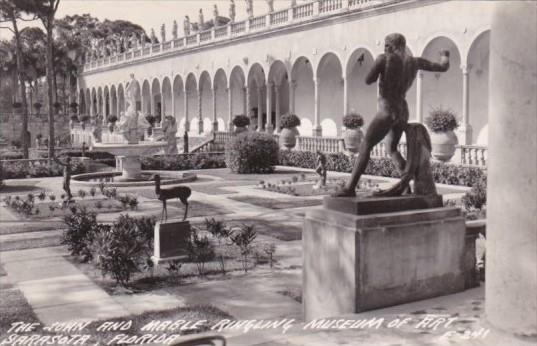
[79,114,90,130]
[342,112,364,153]
[69,102,78,112]
[425,107,460,162]
[33,102,42,114]
[232,114,250,133]
[107,115,118,132]
[12,102,22,110]
[145,114,156,136]
[53,101,62,112]
[279,114,301,150]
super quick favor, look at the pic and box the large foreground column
[486,1,536,336]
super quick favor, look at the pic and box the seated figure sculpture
[334,33,450,197]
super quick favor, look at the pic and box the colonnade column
[275,84,281,133]
[227,87,233,130]
[171,89,175,121]
[244,86,249,118]
[266,82,273,133]
[212,86,218,132]
[289,80,296,114]
[197,88,203,134]
[459,65,473,145]
[343,76,349,115]
[184,89,190,132]
[257,86,263,131]
[313,78,322,137]
[116,97,120,119]
[416,71,424,122]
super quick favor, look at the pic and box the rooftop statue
[150,29,157,44]
[172,20,178,39]
[117,74,150,144]
[184,15,191,36]
[333,33,450,197]
[245,0,253,18]
[198,9,205,30]
[229,0,236,22]
[213,5,219,27]
[161,23,166,42]
[266,0,274,12]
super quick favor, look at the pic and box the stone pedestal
[152,220,192,265]
[116,155,141,181]
[303,196,466,321]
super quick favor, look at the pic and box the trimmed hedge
[279,150,486,187]
[1,160,87,179]
[141,153,226,171]
[225,132,279,174]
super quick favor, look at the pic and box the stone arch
[199,71,213,133]
[230,65,246,116]
[214,69,229,130]
[321,118,338,137]
[173,75,185,128]
[247,63,267,129]
[185,73,199,134]
[117,84,125,116]
[110,85,117,117]
[151,78,162,121]
[79,89,86,115]
[291,56,314,127]
[421,36,463,125]
[268,60,290,131]
[317,52,344,134]
[141,79,152,115]
[467,30,490,144]
[346,48,377,129]
[297,117,312,137]
[162,76,172,118]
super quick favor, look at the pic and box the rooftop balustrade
[82,0,396,73]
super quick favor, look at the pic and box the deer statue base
[152,220,192,265]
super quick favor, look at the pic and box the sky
[1,0,304,40]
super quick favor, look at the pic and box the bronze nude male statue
[334,33,450,197]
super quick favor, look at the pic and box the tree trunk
[46,22,55,159]
[11,13,29,159]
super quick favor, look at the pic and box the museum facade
[77,0,493,146]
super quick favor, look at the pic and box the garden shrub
[462,174,487,211]
[0,151,23,160]
[279,150,486,187]
[62,207,100,261]
[90,214,156,286]
[187,228,215,276]
[225,132,279,173]
[0,159,86,179]
[230,224,257,273]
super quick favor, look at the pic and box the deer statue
[152,174,192,221]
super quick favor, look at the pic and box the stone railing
[297,135,344,153]
[459,145,487,167]
[82,0,395,72]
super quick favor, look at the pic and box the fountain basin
[72,171,197,187]
[92,141,167,181]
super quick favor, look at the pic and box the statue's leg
[385,125,406,173]
[333,110,393,197]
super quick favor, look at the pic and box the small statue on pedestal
[229,0,236,22]
[163,115,178,155]
[53,155,73,201]
[314,150,327,189]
